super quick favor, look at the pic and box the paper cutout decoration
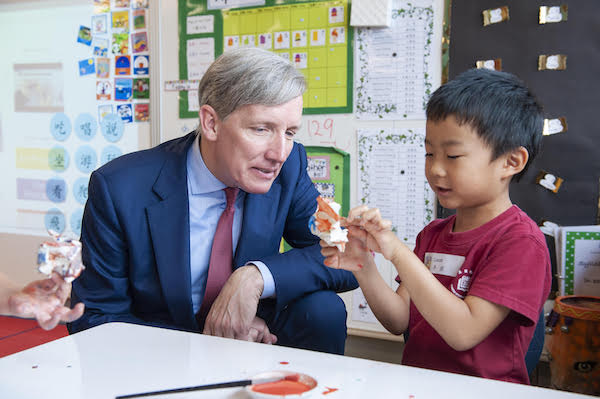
[539,5,568,24]
[538,54,567,70]
[50,113,72,142]
[46,178,67,203]
[536,170,563,193]
[539,220,560,237]
[350,0,391,27]
[482,6,509,26]
[476,58,502,71]
[73,177,90,205]
[101,113,125,142]
[543,117,568,136]
[74,113,97,142]
[45,208,66,234]
[74,145,98,174]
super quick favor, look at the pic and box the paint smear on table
[279,361,289,364]
[323,387,338,395]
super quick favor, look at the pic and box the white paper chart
[357,128,435,245]
[354,0,435,120]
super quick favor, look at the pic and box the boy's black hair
[426,68,544,181]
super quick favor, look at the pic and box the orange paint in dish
[251,380,312,395]
[279,361,289,365]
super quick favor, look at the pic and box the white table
[0,322,593,399]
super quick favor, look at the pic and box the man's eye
[285,130,296,139]
[447,155,461,159]
[425,153,433,157]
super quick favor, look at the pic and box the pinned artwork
[536,171,564,193]
[96,57,110,79]
[93,37,109,56]
[96,80,112,100]
[539,5,568,24]
[134,103,149,122]
[77,26,92,46]
[112,33,129,55]
[543,117,568,136]
[133,55,149,75]
[476,58,502,71]
[115,55,131,75]
[92,14,108,34]
[482,6,509,26]
[133,78,149,99]
[538,54,567,71]
[257,33,272,50]
[132,31,148,53]
[273,32,290,50]
[78,58,95,76]
[114,77,133,101]
[116,103,133,123]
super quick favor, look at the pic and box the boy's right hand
[345,205,401,262]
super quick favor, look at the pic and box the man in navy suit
[68,48,358,354]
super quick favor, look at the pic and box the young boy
[321,69,551,384]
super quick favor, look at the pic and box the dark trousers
[259,290,348,355]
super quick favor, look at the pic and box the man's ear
[198,104,219,141]
[503,146,529,178]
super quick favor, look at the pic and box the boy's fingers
[347,205,369,222]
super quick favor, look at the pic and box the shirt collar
[186,133,227,195]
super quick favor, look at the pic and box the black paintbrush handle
[115,379,252,398]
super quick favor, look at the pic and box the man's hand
[203,265,277,344]
[7,272,85,330]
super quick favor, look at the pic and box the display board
[177,0,353,118]
[446,0,600,296]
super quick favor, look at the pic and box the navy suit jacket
[69,132,357,333]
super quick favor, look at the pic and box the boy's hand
[320,229,373,272]
[345,205,401,262]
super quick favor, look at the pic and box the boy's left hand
[320,232,373,272]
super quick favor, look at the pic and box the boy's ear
[503,146,529,178]
[198,104,219,141]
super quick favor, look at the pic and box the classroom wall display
[446,0,600,295]
[0,2,147,238]
[354,0,437,120]
[178,0,353,118]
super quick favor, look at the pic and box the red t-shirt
[400,205,551,384]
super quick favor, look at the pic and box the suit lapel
[147,133,196,330]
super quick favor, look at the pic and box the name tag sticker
[424,252,465,277]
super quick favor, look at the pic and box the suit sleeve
[260,144,358,314]
[68,171,172,333]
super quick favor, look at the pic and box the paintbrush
[115,373,299,398]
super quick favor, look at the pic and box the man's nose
[266,133,290,163]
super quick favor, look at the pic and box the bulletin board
[178,0,353,118]
[306,146,350,215]
[446,0,600,295]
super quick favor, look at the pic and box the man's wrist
[236,264,265,297]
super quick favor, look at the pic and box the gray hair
[197,48,306,122]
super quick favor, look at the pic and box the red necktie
[197,187,239,325]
